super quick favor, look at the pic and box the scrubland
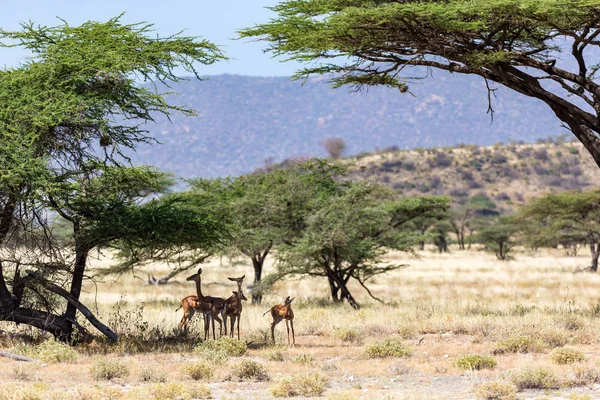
[2,247,600,399]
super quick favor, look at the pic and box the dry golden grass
[2,247,600,399]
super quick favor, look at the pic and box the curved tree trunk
[251,257,264,304]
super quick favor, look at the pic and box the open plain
[2,247,600,399]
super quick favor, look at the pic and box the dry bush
[37,340,78,363]
[0,383,47,400]
[195,336,247,357]
[183,361,214,381]
[537,329,569,349]
[292,353,316,365]
[89,358,130,381]
[455,354,497,371]
[509,365,561,390]
[264,346,287,361]
[494,335,545,354]
[364,338,412,358]
[549,347,586,365]
[271,373,329,397]
[322,137,347,159]
[11,365,34,381]
[138,365,166,382]
[333,327,363,344]
[232,359,270,381]
[474,381,517,400]
[570,363,600,386]
[149,382,211,399]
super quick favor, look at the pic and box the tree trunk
[326,270,360,309]
[251,257,264,304]
[589,236,599,272]
[328,276,341,303]
[64,228,89,340]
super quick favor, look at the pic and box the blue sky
[1,0,300,76]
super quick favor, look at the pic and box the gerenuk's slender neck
[236,283,242,309]
[194,276,209,303]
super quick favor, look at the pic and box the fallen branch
[0,350,36,362]
[26,271,118,342]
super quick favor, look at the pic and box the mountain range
[127,73,567,179]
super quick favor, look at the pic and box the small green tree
[518,191,600,271]
[475,217,518,260]
[271,166,450,308]
[0,15,224,339]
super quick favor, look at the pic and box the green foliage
[549,347,587,365]
[195,337,248,357]
[364,338,413,358]
[0,14,224,338]
[232,360,270,381]
[240,0,600,168]
[270,373,329,397]
[455,354,497,371]
[475,217,518,260]
[518,191,600,268]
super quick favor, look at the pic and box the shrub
[533,148,550,161]
[265,346,287,361]
[333,327,363,344]
[429,152,453,168]
[455,354,497,371]
[0,384,47,400]
[467,179,482,189]
[549,347,586,365]
[571,364,600,386]
[430,176,442,189]
[537,329,569,348]
[195,347,229,364]
[474,381,517,400]
[138,365,166,382]
[232,360,270,381]
[195,336,247,357]
[509,365,561,390]
[183,361,213,381]
[89,358,130,380]
[150,382,211,399]
[270,373,329,397]
[495,192,511,202]
[569,147,580,155]
[491,152,508,164]
[495,335,545,354]
[292,354,316,364]
[364,338,412,358]
[36,340,78,364]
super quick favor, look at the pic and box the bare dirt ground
[2,247,600,399]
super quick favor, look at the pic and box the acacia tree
[186,161,343,304]
[241,1,600,167]
[0,16,224,340]
[271,171,450,309]
[518,191,600,271]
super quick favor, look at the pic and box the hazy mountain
[128,74,566,179]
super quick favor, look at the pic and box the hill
[128,74,569,179]
[343,139,600,210]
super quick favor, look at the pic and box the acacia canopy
[241,1,600,166]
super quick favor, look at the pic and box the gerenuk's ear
[228,277,236,281]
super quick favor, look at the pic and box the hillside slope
[128,74,568,178]
[345,139,600,209]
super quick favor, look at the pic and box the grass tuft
[455,354,497,371]
[509,365,561,390]
[494,335,545,354]
[271,372,329,397]
[549,347,586,365]
[232,359,270,381]
[473,380,517,400]
[292,353,316,364]
[183,361,214,381]
[364,338,412,358]
[195,337,247,357]
[89,358,130,381]
[150,382,211,399]
[332,327,363,344]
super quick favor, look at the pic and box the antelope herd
[177,268,295,344]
